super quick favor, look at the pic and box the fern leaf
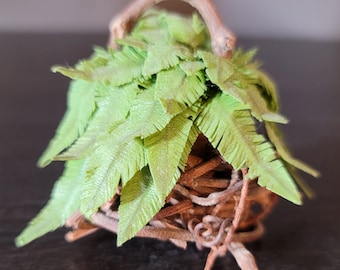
[165,13,207,48]
[51,66,91,81]
[198,51,237,92]
[242,86,288,123]
[51,47,111,81]
[253,69,280,112]
[179,123,200,170]
[93,46,145,86]
[179,61,206,76]
[38,80,96,167]
[130,10,170,45]
[232,48,258,67]
[196,92,301,204]
[265,122,320,177]
[80,135,147,218]
[118,167,163,246]
[145,110,195,198]
[284,165,316,199]
[15,160,85,247]
[123,87,174,139]
[142,43,192,77]
[155,66,206,115]
[56,83,139,160]
[115,36,148,51]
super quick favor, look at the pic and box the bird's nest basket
[66,135,278,269]
[17,0,319,269]
[66,1,279,268]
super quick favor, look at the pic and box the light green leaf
[122,88,174,139]
[55,84,139,160]
[93,46,145,86]
[145,110,195,198]
[38,80,96,167]
[165,13,207,48]
[178,123,200,169]
[80,135,147,218]
[179,60,205,76]
[130,10,170,45]
[15,160,85,247]
[115,36,148,51]
[265,122,320,178]
[52,66,91,81]
[232,48,258,67]
[198,50,235,86]
[51,47,111,81]
[155,66,206,115]
[242,86,288,123]
[118,167,163,246]
[254,69,280,112]
[196,92,301,204]
[142,44,190,77]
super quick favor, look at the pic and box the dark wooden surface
[0,33,339,270]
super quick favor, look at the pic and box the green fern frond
[94,46,146,86]
[142,44,191,77]
[145,109,196,198]
[196,92,301,204]
[165,12,207,48]
[118,167,163,246]
[80,136,147,218]
[15,160,85,246]
[198,51,236,96]
[253,69,280,112]
[123,87,174,139]
[55,84,139,160]
[265,122,320,178]
[155,66,206,115]
[241,85,288,123]
[38,80,96,167]
[179,123,200,170]
[232,48,258,67]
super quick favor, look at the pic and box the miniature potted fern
[16,0,319,269]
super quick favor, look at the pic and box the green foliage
[118,167,162,246]
[196,93,302,204]
[16,9,318,247]
[15,160,85,247]
[37,80,97,167]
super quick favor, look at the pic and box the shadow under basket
[65,134,278,269]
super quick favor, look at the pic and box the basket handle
[108,0,236,58]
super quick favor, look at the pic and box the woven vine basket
[69,134,279,269]
[16,0,319,269]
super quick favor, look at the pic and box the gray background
[1,0,339,41]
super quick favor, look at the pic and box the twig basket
[66,134,278,269]
[64,1,280,269]
[17,0,319,269]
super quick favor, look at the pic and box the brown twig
[108,0,236,57]
[229,242,259,270]
[204,169,251,270]
[219,169,250,255]
[153,200,193,219]
[174,180,243,206]
[179,156,223,186]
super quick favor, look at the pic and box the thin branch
[174,180,243,206]
[179,156,223,186]
[218,168,250,255]
[108,0,236,57]
[91,212,194,242]
[229,242,259,270]
[203,169,250,269]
